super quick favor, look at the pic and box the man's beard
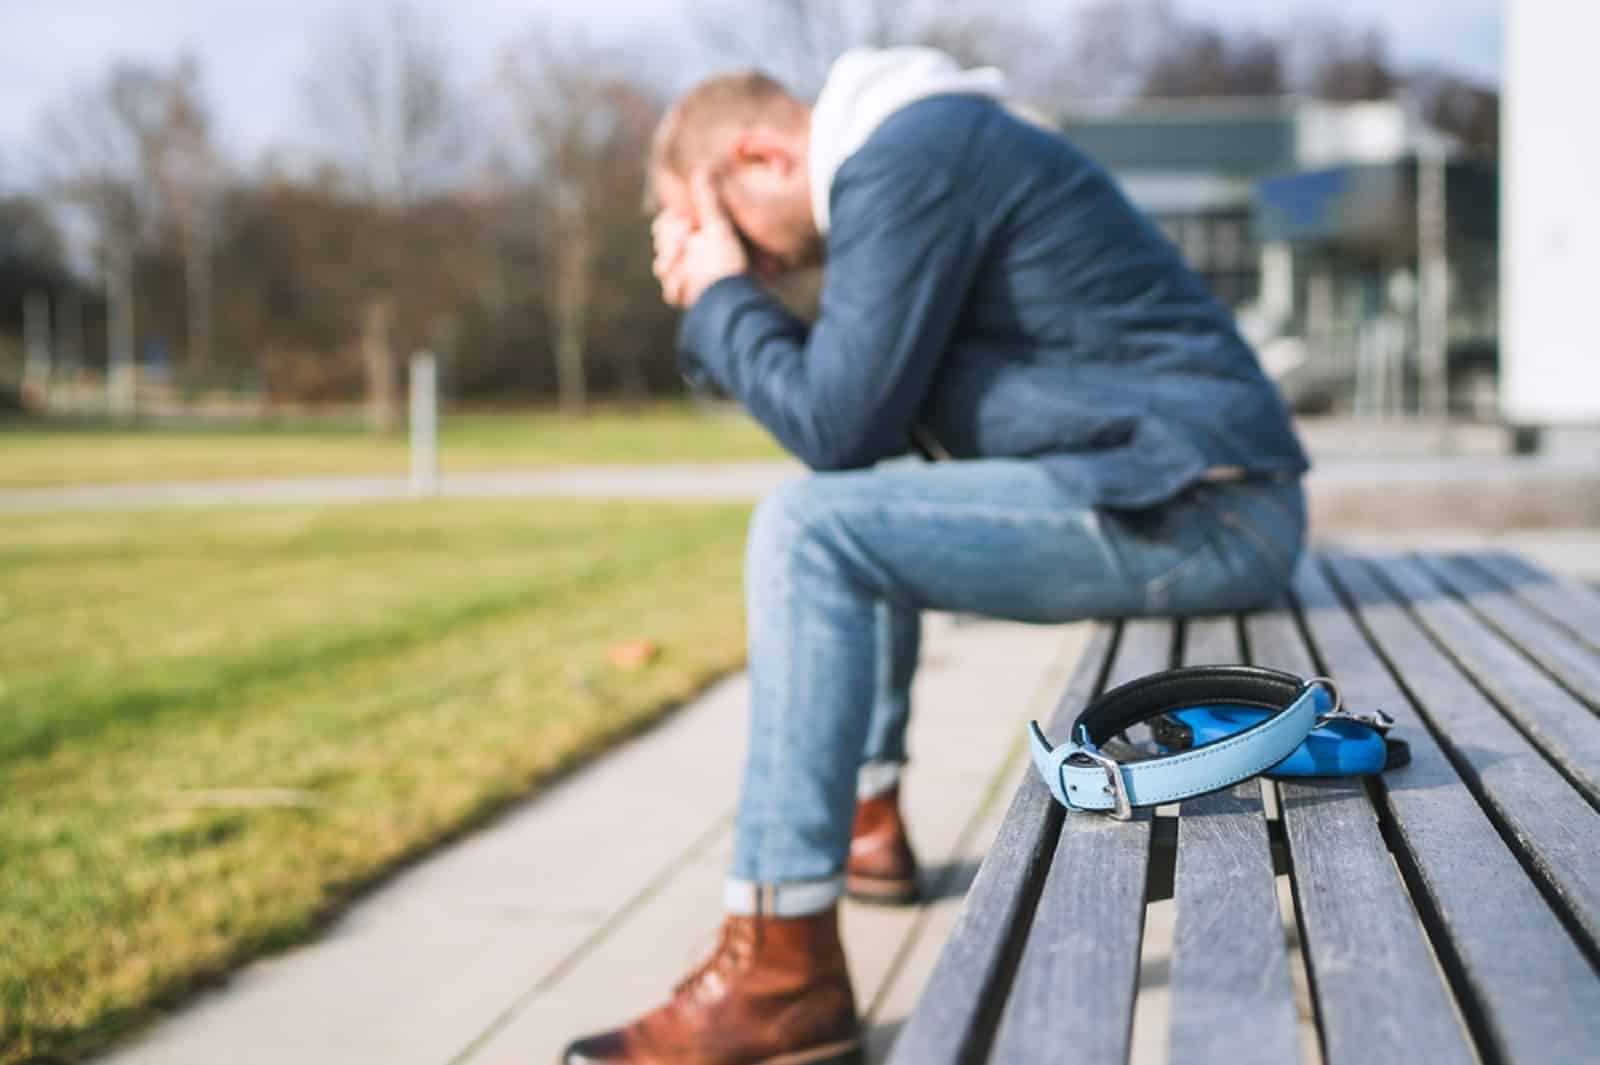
[790,230,825,271]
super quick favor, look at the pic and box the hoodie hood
[808,47,1008,236]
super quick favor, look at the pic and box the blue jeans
[723,459,1305,916]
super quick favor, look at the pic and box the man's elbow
[805,450,871,474]
[797,424,903,473]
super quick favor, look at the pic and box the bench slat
[1469,549,1600,654]
[1166,615,1300,1065]
[887,624,1116,1065]
[1368,554,1600,806]
[1343,553,1600,949]
[1246,588,1475,1065]
[1419,553,1600,713]
[986,619,1170,1065]
[1316,553,1600,1063]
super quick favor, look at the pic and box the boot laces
[672,918,755,1002]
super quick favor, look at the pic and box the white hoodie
[807,47,1009,236]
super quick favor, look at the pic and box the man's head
[647,71,821,278]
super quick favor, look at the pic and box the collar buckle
[1072,726,1133,821]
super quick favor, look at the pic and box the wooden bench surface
[888,550,1600,1065]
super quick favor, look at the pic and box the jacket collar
[808,46,1007,236]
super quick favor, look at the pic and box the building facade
[1061,98,1497,416]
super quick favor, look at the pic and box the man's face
[652,142,821,281]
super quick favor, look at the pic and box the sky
[0,0,1503,192]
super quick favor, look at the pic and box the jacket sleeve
[675,152,979,471]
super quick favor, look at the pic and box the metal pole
[409,350,438,498]
[185,201,215,382]
[108,234,137,417]
[23,290,52,409]
[61,289,82,375]
[1417,148,1449,419]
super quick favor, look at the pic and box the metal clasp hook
[1306,676,1394,734]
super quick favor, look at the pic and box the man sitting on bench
[562,47,1310,1065]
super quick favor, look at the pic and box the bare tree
[1142,26,1284,98]
[690,0,1018,98]
[692,0,880,96]
[496,29,660,414]
[303,2,466,429]
[38,62,175,412]
[0,196,65,271]
[149,58,221,379]
[303,3,466,205]
[37,58,223,406]
[1033,0,1183,104]
[1408,68,1498,154]
[1284,19,1397,102]
[0,195,67,400]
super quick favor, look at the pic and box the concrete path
[10,458,1597,581]
[0,462,802,513]
[95,615,1091,1065]
[6,453,1599,531]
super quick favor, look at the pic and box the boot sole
[756,1037,864,1065]
[844,873,921,906]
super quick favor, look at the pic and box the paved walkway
[7,453,1599,531]
[11,458,1598,581]
[2,455,1596,512]
[96,615,1091,1065]
[0,462,802,512]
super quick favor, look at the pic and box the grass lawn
[0,497,753,1064]
[0,405,784,489]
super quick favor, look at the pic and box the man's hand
[651,211,692,283]
[652,169,748,310]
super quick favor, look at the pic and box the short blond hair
[644,70,805,210]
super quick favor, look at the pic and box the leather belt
[1028,666,1390,820]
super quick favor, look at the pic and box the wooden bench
[888,549,1600,1065]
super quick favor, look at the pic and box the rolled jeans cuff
[857,760,903,799]
[723,876,843,917]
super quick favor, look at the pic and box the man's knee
[747,473,880,590]
[749,474,841,552]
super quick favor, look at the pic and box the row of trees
[0,0,1498,416]
[712,0,1497,144]
[7,8,676,420]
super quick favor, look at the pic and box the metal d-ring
[1307,675,1395,734]
[1304,675,1343,716]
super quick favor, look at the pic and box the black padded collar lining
[1076,665,1305,746]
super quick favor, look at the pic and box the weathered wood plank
[1468,549,1600,655]
[1245,583,1474,1065]
[1103,616,1178,691]
[1165,614,1299,1065]
[887,623,1117,1065]
[1181,612,1239,664]
[1420,552,1600,713]
[1337,553,1600,947]
[1316,553,1600,1063]
[986,618,1172,1065]
[1367,554,1600,805]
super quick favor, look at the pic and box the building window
[1214,220,1245,271]
[1183,219,1210,267]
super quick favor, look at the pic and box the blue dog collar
[1029,666,1352,820]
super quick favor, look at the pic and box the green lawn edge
[0,498,754,1064]
[6,660,742,1065]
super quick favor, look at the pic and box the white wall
[1296,101,1407,168]
[1502,0,1600,424]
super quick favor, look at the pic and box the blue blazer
[676,95,1310,509]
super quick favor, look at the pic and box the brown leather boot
[845,785,920,905]
[560,906,862,1065]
